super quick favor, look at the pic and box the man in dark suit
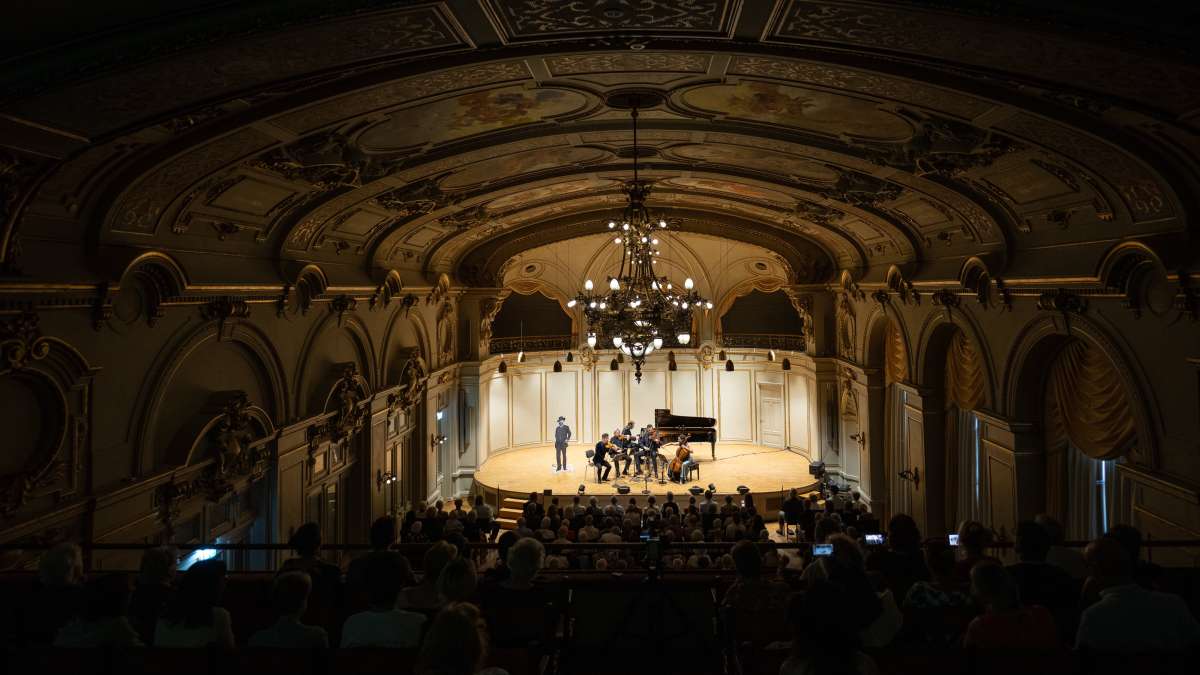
[593,433,613,482]
[554,416,572,471]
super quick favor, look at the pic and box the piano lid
[654,408,716,428]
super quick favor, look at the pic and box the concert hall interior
[1,1,1199,672]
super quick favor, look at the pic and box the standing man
[554,416,572,472]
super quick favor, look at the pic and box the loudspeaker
[615,483,630,495]
[808,460,825,477]
[688,486,704,496]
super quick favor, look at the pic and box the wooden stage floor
[473,442,818,500]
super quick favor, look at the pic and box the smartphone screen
[948,533,960,546]
[812,543,833,557]
[865,534,884,545]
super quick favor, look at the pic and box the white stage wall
[479,350,820,463]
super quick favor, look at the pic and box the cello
[668,436,692,482]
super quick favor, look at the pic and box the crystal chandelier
[568,105,711,383]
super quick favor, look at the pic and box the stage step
[495,517,517,530]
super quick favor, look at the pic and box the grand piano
[654,408,717,460]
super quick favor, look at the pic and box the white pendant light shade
[609,278,620,290]
[612,336,623,348]
[584,279,594,291]
[684,277,694,290]
[652,337,663,349]
[677,332,691,345]
[587,333,597,348]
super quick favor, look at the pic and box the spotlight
[707,483,716,493]
[578,485,586,495]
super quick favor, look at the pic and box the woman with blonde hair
[416,602,493,675]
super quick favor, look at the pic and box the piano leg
[710,441,716,461]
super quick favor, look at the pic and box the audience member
[248,571,329,648]
[347,516,412,590]
[963,562,1058,649]
[781,581,879,675]
[903,542,970,609]
[865,514,930,601]
[279,522,341,589]
[155,559,236,648]
[54,573,143,647]
[1075,536,1200,652]
[415,602,491,675]
[129,546,177,645]
[23,542,86,645]
[398,541,458,610]
[341,553,427,648]
[1105,523,1164,589]
[1006,520,1078,637]
[1035,514,1087,579]
[437,557,478,604]
[953,521,999,582]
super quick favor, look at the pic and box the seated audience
[1006,520,1078,637]
[347,516,412,590]
[803,534,897,648]
[415,602,494,675]
[778,489,804,536]
[399,541,458,610]
[963,561,1058,649]
[903,542,971,609]
[155,559,236,648]
[953,520,1000,583]
[1075,536,1200,652]
[23,542,86,646]
[1105,523,1164,589]
[723,540,790,616]
[1035,514,1087,579]
[341,553,428,648]
[279,522,341,589]
[866,514,930,601]
[248,571,329,648]
[781,580,879,675]
[437,557,478,604]
[129,546,177,645]
[54,573,143,647]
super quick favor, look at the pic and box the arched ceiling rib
[3,1,1197,291]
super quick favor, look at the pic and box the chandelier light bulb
[599,302,607,309]
[567,299,577,308]
[622,223,630,231]
[666,283,672,290]
[651,281,658,290]
[615,237,622,244]
[608,221,616,229]
[585,279,594,291]
[613,336,624,348]
[659,220,667,228]
[677,332,691,345]
[652,238,659,245]
[706,301,713,309]
[653,337,664,349]
[641,236,648,243]
[682,302,689,309]
[587,333,597,348]
[684,277,694,290]
[609,278,620,290]
[589,301,597,308]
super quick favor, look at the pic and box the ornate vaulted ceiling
[2,0,1197,293]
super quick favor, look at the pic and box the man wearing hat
[554,415,572,471]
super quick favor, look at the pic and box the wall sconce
[768,349,776,362]
[498,360,507,373]
[375,469,397,492]
[898,466,921,488]
[432,433,448,448]
[782,358,791,370]
[553,360,562,372]
[724,359,734,371]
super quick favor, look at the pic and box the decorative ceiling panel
[7,4,473,136]
[765,0,1200,115]
[481,0,741,43]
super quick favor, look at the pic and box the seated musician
[668,435,695,483]
[611,428,632,476]
[593,433,613,482]
[635,426,660,477]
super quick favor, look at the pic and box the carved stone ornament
[330,364,368,444]
[392,357,428,413]
[699,344,716,369]
[852,109,1019,179]
[374,179,460,219]
[330,295,358,327]
[820,169,903,210]
[871,289,891,307]
[439,204,489,231]
[436,301,455,363]
[839,368,859,421]
[578,345,597,371]
[478,291,511,354]
[194,392,269,501]
[426,273,451,306]
[836,294,857,360]
[1038,289,1088,316]
[930,289,961,317]
[199,297,250,338]
[1,311,52,371]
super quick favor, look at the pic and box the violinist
[611,428,633,476]
[593,433,613,482]
[635,426,659,477]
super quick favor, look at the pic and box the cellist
[668,434,694,483]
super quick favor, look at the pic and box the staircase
[474,482,533,531]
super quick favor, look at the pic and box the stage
[473,442,819,504]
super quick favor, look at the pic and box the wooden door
[902,390,928,529]
[759,383,784,448]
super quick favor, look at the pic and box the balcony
[488,334,573,355]
[720,333,807,352]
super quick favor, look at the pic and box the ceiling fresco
[1,1,1195,296]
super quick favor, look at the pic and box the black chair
[585,449,602,483]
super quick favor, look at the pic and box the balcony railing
[488,334,573,355]
[720,333,807,352]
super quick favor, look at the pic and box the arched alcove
[296,316,374,419]
[491,291,572,340]
[863,309,911,522]
[720,290,805,336]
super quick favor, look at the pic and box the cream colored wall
[477,347,820,463]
